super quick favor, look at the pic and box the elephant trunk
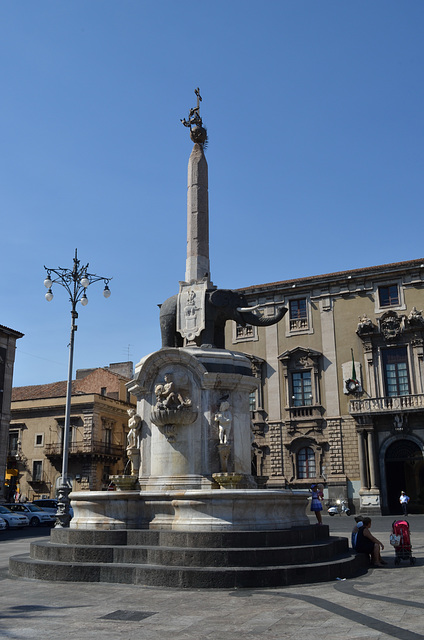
[238,305,287,327]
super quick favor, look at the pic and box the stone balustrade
[349,394,424,415]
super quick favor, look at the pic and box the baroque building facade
[226,259,424,515]
[0,324,24,502]
[7,362,135,502]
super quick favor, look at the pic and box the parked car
[0,517,7,531]
[32,499,74,519]
[4,503,55,527]
[0,505,29,528]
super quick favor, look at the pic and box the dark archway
[385,439,424,514]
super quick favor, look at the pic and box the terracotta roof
[237,258,424,292]
[12,366,132,402]
[12,380,73,401]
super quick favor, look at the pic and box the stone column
[366,428,379,490]
[357,429,369,491]
[319,297,340,416]
[264,323,281,421]
[185,143,211,285]
[267,421,284,484]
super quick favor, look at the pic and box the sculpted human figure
[357,314,373,333]
[127,408,141,449]
[409,306,424,325]
[215,400,232,444]
[154,373,191,410]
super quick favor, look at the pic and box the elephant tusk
[236,302,279,313]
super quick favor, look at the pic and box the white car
[5,503,55,527]
[0,517,7,531]
[33,499,74,519]
[0,505,29,528]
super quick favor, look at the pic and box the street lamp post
[43,249,112,527]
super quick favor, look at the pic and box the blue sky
[1,1,423,388]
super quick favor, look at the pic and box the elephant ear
[209,289,235,308]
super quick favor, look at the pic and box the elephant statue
[159,288,287,349]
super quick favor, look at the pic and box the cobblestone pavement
[0,515,423,640]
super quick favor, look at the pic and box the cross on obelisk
[181,88,211,286]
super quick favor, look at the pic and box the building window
[249,391,257,412]
[378,285,399,308]
[56,421,77,447]
[236,324,253,339]
[233,322,258,343]
[9,430,19,456]
[297,447,316,479]
[101,387,107,396]
[289,298,308,331]
[104,428,112,451]
[383,348,410,397]
[35,434,43,447]
[32,460,43,482]
[292,371,313,406]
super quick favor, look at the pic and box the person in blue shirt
[351,515,363,549]
[310,483,323,525]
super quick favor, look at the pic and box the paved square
[1,516,423,640]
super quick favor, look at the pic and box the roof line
[236,258,424,292]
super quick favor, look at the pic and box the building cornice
[236,258,424,296]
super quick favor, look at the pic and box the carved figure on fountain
[127,408,141,449]
[151,371,196,429]
[126,408,142,477]
[214,398,232,445]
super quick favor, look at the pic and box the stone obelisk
[181,88,212,288]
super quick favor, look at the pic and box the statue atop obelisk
[181,88,212,288]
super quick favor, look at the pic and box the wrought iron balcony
[349,394,424,416]
[28,472,49,485]
[45,440,124,459]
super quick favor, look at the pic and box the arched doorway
[385,439,424,514]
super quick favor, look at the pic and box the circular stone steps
[9,525,369,589]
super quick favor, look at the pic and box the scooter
[327,499,351,516]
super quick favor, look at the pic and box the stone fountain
[10,90,366,587]
[69,87,305,532]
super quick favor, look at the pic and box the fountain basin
[69,489,309,531]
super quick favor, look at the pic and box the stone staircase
[9,525,368,588]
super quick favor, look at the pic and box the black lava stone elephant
[159,289,287,349]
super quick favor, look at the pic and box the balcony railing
[45,440,124,458]
[28,472,49,485]
[289,318,309,332]
[349,394,424,416]
[286,405,323,420]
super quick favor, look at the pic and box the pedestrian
[355,517,385,566]
[351,515,364,550]
[399,491,410,516]
[310,483,323,525]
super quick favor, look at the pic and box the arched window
[297,447,316,479]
